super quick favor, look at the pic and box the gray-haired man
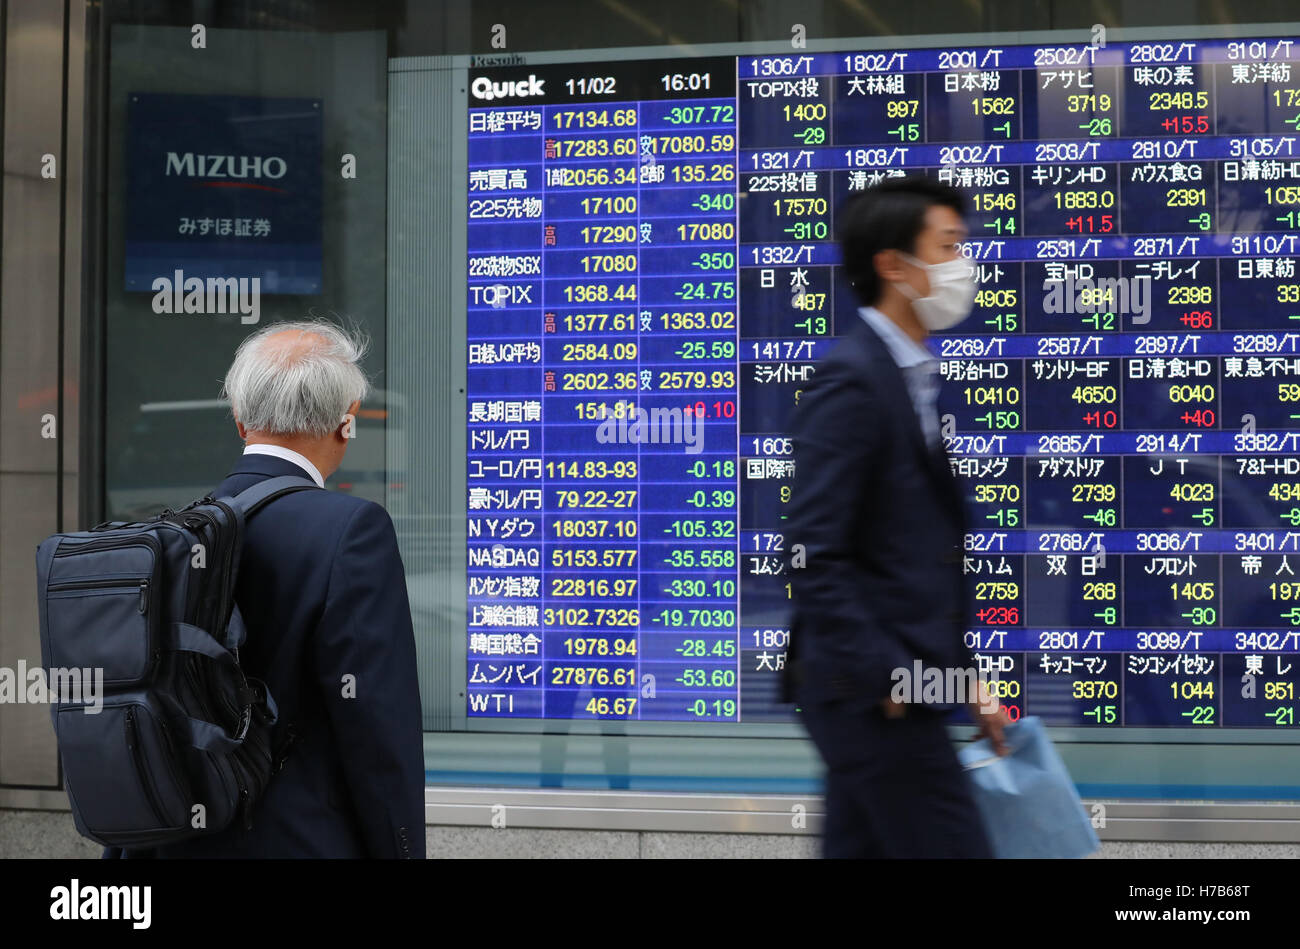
[111,320,425,859]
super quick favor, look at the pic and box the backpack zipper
[166,502,239,638]
[48,578,151,624]
[166,499,249,830]
[164,509,224,629]
[124,707,167,827]
[47,575,149,606]
[53,534,161,559]
[51,535,161,636]
[208,499,241,636]
[47,571,158,680]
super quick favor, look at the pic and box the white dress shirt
[858,306,941,450]
[242,443,326,487]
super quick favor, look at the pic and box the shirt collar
[242,443,325,487]
[858,306,935,370]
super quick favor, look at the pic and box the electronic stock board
[466,33,1300,729]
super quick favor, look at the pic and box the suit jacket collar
[223,451,320,484]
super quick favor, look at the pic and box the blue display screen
[466,36,1300,728]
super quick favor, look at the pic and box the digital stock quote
[466,35,1300,727]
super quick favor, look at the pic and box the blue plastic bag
[958,716,1100,859]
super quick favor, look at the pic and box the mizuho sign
[164,151,288,180]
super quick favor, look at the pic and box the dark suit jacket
[112,452,425,858]
[783,315,975,712]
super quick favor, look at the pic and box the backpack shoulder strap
[224,475,321,519]
[215,474,319,768]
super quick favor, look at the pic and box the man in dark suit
[111,320,425,858]
[784,177,1010,858]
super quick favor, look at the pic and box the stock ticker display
[466,35,1300,727]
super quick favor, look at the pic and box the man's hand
[969,680,1011,756]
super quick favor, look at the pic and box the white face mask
[892,251,976,332]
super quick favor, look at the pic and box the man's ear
[874,247,906,285]
[235,417,247,440]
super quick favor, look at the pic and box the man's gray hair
[222,320,370,438]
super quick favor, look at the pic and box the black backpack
[35,475,319,848]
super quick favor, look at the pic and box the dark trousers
[799,700,992,859]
